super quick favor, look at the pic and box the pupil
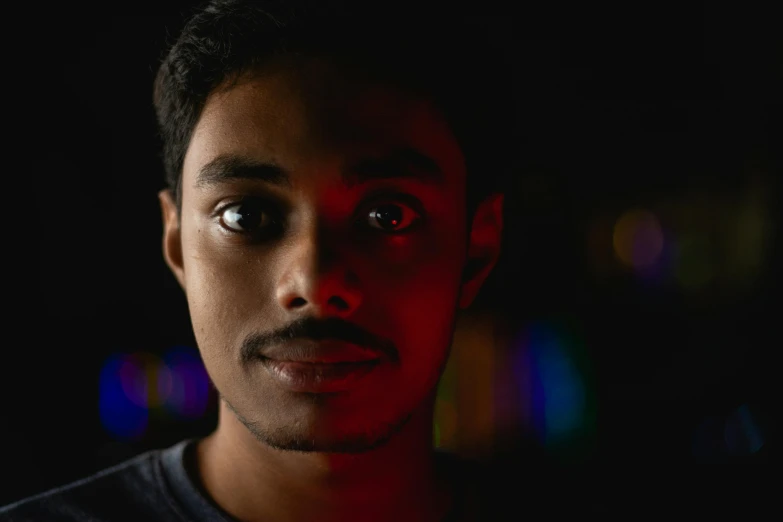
[237,206,263,229]
[377,205,402,229]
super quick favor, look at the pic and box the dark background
[8,1,780,513]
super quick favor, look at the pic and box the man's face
[160,59,500,452]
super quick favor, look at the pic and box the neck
[196,399,454,522]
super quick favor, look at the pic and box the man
[2,1,512,520]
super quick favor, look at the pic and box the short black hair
[153,0,516,215]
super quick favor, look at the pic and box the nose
[275,228,363,319]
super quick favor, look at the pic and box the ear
[158,189,186,291]
[459,193,504,309]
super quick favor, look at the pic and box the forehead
[182,59,465,188]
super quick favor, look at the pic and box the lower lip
[260,359,380,393]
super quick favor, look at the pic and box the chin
[241,408,414,454]
[257,431,397,454]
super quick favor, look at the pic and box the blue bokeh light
[161,346,211,419]
[99,354,149,440]
[515,323,587,448]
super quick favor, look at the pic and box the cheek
[358,232,465,375]
[362,222,466,291]
[180,227,277,365]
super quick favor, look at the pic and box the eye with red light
[365,202,421,233]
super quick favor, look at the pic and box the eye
[366,203,421,232]
[219,200,278,233]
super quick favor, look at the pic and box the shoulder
[0,447,184,522]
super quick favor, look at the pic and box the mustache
[240,316,398,363]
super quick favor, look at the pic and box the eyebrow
[344,148,444,188]
[194,148,444,190]
[195,155,290,189]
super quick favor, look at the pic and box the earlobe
[158,189,186,291]
[459,193,504,309]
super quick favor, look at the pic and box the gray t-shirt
[0,440,489,521]
[0,440,229,521]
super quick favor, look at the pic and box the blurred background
[8,1,779,512]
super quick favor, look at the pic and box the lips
[258,339,382,364]
[260,359,380,393]
[257,340,383,393]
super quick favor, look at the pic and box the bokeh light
[724,404,764,455]
[586,215,615,280]
[156,362,174,406]
[99,354,149,441]
[451,314,496,456]
[118,354,148,408]
[672,234,716,291]
[99,346,212,440]
[613,209,665,272]
[161,346,211,419]
[117,352,170,409]
[513,323,593,450]
[434,354,458,449]
[433,313,496,455]
[693,404,765,456]
[433,399,458,449]
[590,184,774,295]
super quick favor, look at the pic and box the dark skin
[159,58,503,522]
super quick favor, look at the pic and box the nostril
[327,296,349,311]
[289,297,308,309]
